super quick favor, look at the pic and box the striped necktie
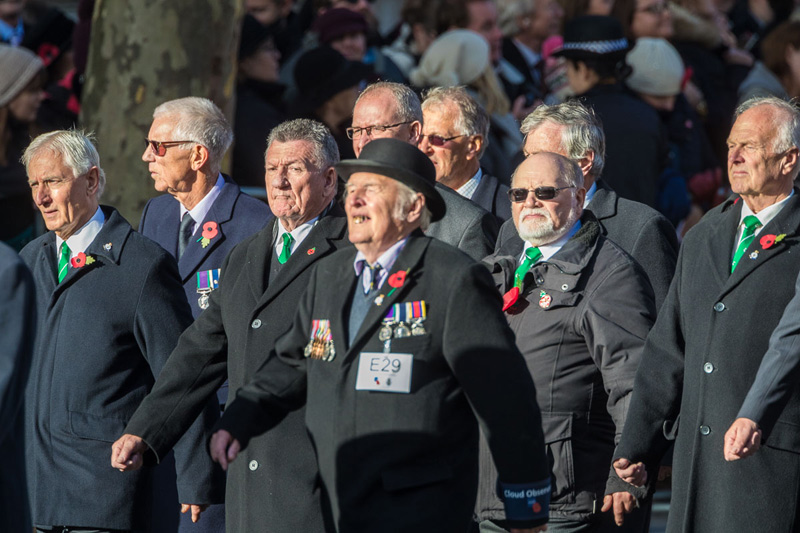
[731,215,761,272]
[57,241,71,283]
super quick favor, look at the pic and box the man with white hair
[478,152,656,533]
[20,130,217,532]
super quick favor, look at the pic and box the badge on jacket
[304,319,336,361]
[196,268,220,309]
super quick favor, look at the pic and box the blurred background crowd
[1,0,799,252]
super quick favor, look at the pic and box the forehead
[348,171,397,187]
[266,139,316,163]
[513,156,564,186]
[353,91,401,124]
[422,102,458,130]
[27,150,72,179]
[148,115,177,137]
[525,122,566,155]
[729,107,777,145]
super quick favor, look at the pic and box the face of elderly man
[142,115,198,196]
[345,172,423,260]
[28,151,100,240]
[512,153,585,245]
[727,105,799,204]
[351,89,420,157]
[420,102,477,185]
[265,140,337,231]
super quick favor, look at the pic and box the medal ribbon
[197,269,220,291]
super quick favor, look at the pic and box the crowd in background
[1,0,799,252]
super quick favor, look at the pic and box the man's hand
[601,492,638,525]
[111,434,149,471]
[209,429,241,471]
[510,526,548,532]
[613,457,647,486]
[724,418,761,461]
[181,503,209,523]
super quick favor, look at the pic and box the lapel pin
[103,242,112,251]
[539,290,552,309]
[307,247,316,255]
[749,251,759,260]
[374,294,385,306]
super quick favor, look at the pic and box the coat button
[699,425,711,435]
[713,302,725,312]
[561,284,569,291]
[703,362,714,373]
[249,460,258,471]
[251,319,262,329]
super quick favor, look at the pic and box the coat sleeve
[0,253,36,445]
[614,243,687,467]
[444,262,550,529]
[581,261,656,442]
[131,251,225,504]
[628,214,678,312]
[214,267,315,448]
[737,267,800,440]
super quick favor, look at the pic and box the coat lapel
[347,234,430,355]
[177,181,239,281]
[585,181,617,227]
[720,192,800,297]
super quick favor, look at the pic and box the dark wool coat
[616,191,800,532]
[19,207,221,531]
[217,233,550,532]
[472,171,512,222]
[125,208,349,533]
[478,216,655,525]
[427,183,499,260]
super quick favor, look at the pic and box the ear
[575,186,586,208]
[85,166,100,196]
[190,144,210,171]
[781,147,799,176]
[408,120,422,146]
[577,150,595,177]
[322,166,339,196]
[466,135,484,161]
[406,192,426,223]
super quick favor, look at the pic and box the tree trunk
[80,0,242,226]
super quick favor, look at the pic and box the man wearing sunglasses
[138,97,271,531]
[478,151,656,533]
[350,81,499,260]
[421,86,511,222]
[494,101,678,311]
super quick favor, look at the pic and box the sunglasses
[145,138,194,157]
[421,134,465,147]
[346,121,412,140]
[507,186,575,203]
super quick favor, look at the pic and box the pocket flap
[765,420,800,453]
[68,410,128,442]
[541,414,572,443]
[381,462,453,492]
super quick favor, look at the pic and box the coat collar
[177,176,240,280]
[345,230,430,355]
[584,179,618,223]
[250,203,348,311]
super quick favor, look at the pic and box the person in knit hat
[0,43,44,251]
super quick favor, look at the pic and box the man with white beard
[477,152,657,533]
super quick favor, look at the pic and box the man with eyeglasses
[350,81,499,260]
[138,96,270,532]
[113,119,347,533]
[477,151,656,533]
[421,86,511,221]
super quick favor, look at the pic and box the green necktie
[514,246,542,288]
[731,215,761,272]
[278,232,294,264]
[57,241,71,283]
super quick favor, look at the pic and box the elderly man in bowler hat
[208,138,552,533]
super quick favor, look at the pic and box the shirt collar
[57,206,105,256]
[521,220,582,264]
[179,174,225,229]
[275,212,323,256]
[353,236,409,291]
[739,189,794,230]
[583,182,597,207]
[456,168,483,199]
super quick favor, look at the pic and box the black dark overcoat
[616,191,800,532]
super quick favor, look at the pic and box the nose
[355,133,370,157]
[419,136,433,155]
[728,146,743,164]
[33,184,49,206]
[270,169,290,189]
[142,144,154,162]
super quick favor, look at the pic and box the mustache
[519,207,550,218]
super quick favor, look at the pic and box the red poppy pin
[70,252,95,268]
[307,247,316,255]
[502,287,519,311]
[760,233,786,250]
[197,221,219,248]
[386,269,408,297]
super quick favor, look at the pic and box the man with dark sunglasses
[421,87,512,222]
[138,97,271,532]
[478,151,656,533]
[350,81,499,260]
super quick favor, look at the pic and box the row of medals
[305,336,336,361]
[379,318,426,341]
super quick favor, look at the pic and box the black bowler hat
[293,45,372,112]
[335,138,446,222]
[553,16,633,62]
